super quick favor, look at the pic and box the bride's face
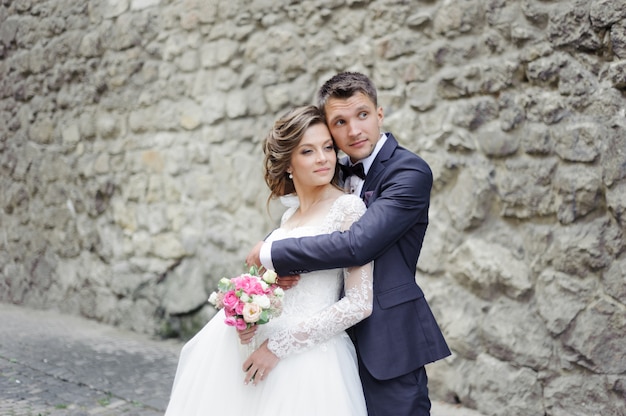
[288,123,337,188]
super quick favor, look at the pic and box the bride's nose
[316,150,328,163]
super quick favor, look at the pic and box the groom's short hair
[317,72,378,111]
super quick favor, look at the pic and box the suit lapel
[360,133,398,198]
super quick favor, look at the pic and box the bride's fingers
[244,364,264,385]
[243,365,254,384]
[243,356,253,372]
[243,357,257,385]
[253,368,266,385]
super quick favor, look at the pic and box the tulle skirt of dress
[164,309,367,416]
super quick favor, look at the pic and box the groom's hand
[276,274,300,290]
[245,240,300,289]
[245,241,264,268]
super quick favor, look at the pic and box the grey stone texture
[0,0,625,415]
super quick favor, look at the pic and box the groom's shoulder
[391,143,430,168]
[387,146,432,184]
[382,132,431,174]
[385,133,426,160]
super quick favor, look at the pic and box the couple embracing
[165,72,450,416]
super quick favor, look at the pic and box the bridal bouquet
[208,266,284,330]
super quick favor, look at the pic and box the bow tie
[340,163,366,180]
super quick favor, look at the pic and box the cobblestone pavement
[0,302,484,416]
[0,302,182,416]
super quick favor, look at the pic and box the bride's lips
[314,167,332,174]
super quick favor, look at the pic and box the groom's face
[324,92,384,163]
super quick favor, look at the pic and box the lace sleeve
[266,195,373,358]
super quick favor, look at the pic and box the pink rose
[224,316,237,327]
[249,280,264,295]
[222,291,239,310]
[231,276,242,289]
[233,275,252,291]
[235,318,248,331]
[235,300,245,315]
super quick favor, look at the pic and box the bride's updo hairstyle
[263,105,339,201]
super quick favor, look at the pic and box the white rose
[208,292,218,305]
[252,294,270,309]
[273,287,284,298]
[262,269,278,284]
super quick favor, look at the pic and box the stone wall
[1,0,625,415]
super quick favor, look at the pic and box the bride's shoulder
[331,193,366,215]
[326,193,366,231]
[334,193,364,205]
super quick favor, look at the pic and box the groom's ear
[377,106,384,128]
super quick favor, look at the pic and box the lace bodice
[258,194,373,359]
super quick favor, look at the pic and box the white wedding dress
[165,194,372,416]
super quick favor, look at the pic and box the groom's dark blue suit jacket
[271,133,450,381]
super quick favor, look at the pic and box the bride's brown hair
[263,105,339,202]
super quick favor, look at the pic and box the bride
[164,105,373,416]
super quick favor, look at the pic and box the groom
[248,72,450,415]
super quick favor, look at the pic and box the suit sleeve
[271,156,432,275]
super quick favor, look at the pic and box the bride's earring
[288,172,293,179]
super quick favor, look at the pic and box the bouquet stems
[239,335,257,362]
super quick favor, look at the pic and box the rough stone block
[466,354,544,416]
[548,1,603,50]
[606,180,626,231]
[449,238,532,300]
[607,60,626,89]
[535,269,596,335]
[149,233,186,260]
[590,0,626,28]
[564,298,626,374]
[552,122,601,163]
[554,164,603,224]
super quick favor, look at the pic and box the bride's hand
[243,340,279,385]
[238,325,257,344]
